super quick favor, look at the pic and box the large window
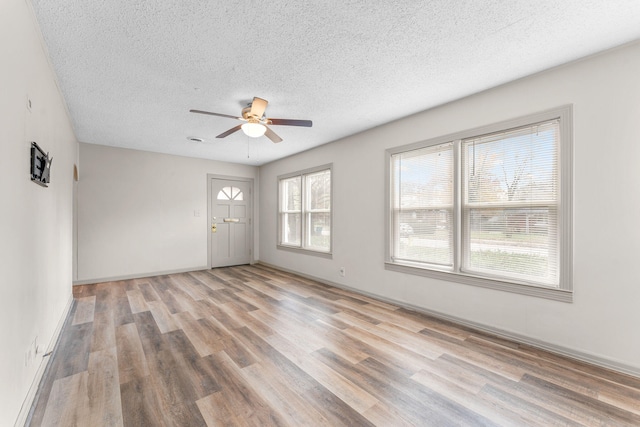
[387,107,572,301]
[278,165,332,254]
[391,143,454,267]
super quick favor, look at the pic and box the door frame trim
[207,174,255,269]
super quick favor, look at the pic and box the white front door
[210,178,252,268]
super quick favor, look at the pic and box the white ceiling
[31,0,640,166]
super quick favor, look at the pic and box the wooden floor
[27,265,640,426]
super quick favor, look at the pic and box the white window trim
[277,164,333,258]
[385,106,573,302]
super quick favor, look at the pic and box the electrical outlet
[339,267,345,277]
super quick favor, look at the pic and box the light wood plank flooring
[27,264,640,426]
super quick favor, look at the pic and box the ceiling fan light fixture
[241,122,267,138]
[191,96,311,143]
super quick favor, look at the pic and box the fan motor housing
[241,106,256,120]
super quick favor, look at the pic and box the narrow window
[278,165,332,254]
[280,176,302,246]
[391,143,454,267]
[461,121,559,286]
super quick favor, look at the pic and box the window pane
[464,207,557,284]
[464,122,558,205]
[396,209,453,266]
[218,186,243,200]
[462,120,559,286]
[217,187,231,200]
[392,143,453,266]
[280,176,301,246]
[306,212,331,251]
[305,170,331,251]
[307,170,331,211]
[281,213,301,246]
[231,187,243,200]
[281,177,301,211]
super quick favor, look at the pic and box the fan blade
[268,118,312,127]
[249,97,268,119]
[190,109,241,120]
[216,124,242,138]
[264,126,283,143]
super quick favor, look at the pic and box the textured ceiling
[31,0,640,166]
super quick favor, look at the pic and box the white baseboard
[73,265,209,286]
[256,261,640,379]
[14,292,74,427]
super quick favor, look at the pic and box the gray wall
[259,41,640,374]
[76,144,259,282]
[0,0,78,423]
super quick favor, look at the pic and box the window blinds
[461,120,560,286]
[392,142,454,267]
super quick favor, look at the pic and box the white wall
[0,0,78,424]
[77,143,258,282]
[259,41,640,374]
